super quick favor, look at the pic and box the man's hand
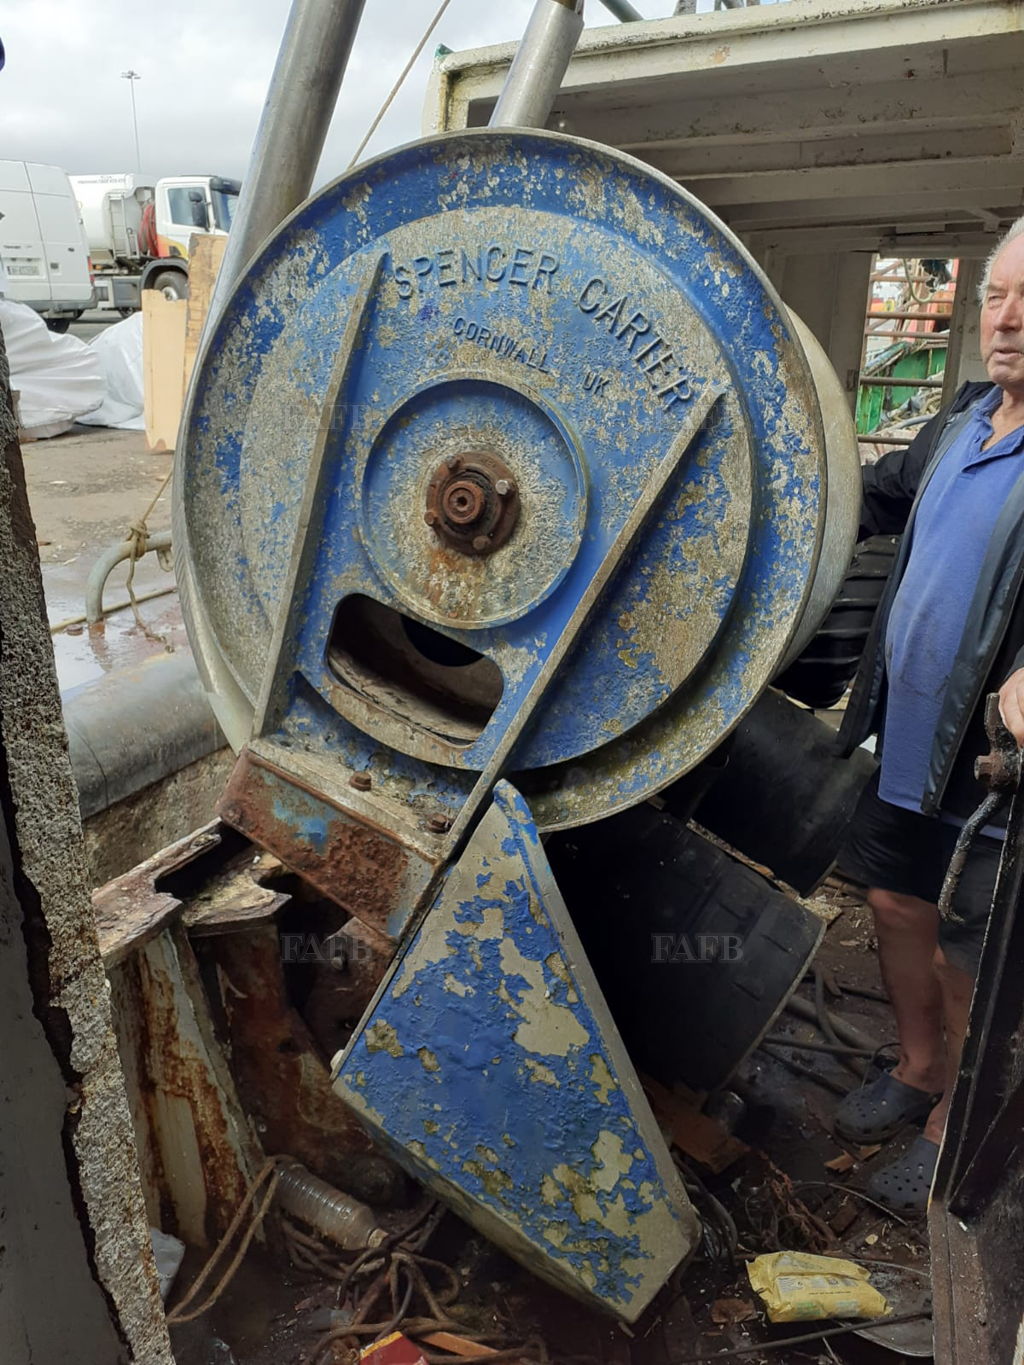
[998,667,1024,746]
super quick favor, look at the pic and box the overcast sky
[0,1,680,188]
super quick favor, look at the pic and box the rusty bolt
[472,534,490,552]
[442,479,486,525]
[424,814,451,834]
[424,509,438,527]
[495,478,515,496]
[349,772,372,792]
[975,751,1018,788]
[976,754,998,782]
[445,455,463,474]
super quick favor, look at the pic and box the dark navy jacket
[836,380,1024,818]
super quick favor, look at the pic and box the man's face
[981,235,1024,394]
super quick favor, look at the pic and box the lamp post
[121,69,141,170]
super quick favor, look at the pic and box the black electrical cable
[667,1311,929,1362]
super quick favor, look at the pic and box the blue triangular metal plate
[334,781,698,1321]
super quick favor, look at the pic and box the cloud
[0,0,668,185]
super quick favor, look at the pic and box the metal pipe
[857,435,915,447]
[64,649,224,821]
[490,0,585,131]
[85,530,172,626]
[859,375,945,389]
[598,0,644,20]
[867,309,952,321]
[863,330,947,341]
[208,0,367,326]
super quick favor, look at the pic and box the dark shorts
[838,770,1003,975]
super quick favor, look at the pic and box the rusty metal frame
[930,729,1024,1361]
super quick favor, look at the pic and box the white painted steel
[428,0,1024,257]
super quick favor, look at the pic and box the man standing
[834,220,1024,1211]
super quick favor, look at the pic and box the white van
[0,161,93,329]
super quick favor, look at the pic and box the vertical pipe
[490,0,585,131]
[599,0,644,19]
[209,0,367,323]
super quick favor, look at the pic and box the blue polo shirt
[880,386,1024,813]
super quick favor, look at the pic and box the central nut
[424,449,520,557]
[442,479,486,526]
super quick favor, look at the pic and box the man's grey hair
[978,215,1024,302]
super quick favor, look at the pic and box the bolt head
[472,534,490,552]
[495,478,514,496]
[445,455,463,473]
[424,510,438,527]
[424,814,451,834]
[349,772,372,792]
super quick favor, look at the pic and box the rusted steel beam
[200,925,405,1207]
[219,747,434,940]
[108,925,264,1246]
[93,824,219,968]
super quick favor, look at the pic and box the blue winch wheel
[176,129,858,832]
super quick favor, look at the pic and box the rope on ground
[166,1157,281,1326]
[298,1202,545,1365]
[347,0,454,171]
[124,463,174,644]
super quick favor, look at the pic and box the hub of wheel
[424,449,519,556]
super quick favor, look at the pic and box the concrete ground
[15,308,185,693]
[23,422,184,693]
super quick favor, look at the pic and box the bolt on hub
[424,449,519,557]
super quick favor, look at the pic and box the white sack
[79,310,144,430]
[0,299,104,439]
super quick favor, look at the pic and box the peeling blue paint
[335,782,697,1319]
[181,129,830,831]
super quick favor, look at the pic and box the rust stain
[319,819,408,927]
[219,750,410,937]
[93,825,222,968]
[309,918,397,1025]
[206,927,402,1206]
[423,538,485,616]
[127,931,256,1245]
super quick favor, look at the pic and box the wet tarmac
[21,421,184,693]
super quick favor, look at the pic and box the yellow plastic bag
[747,1251,890,1323]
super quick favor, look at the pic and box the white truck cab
[71,172,239,309]
[152,175,237,259]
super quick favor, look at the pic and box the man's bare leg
[867,887,946,1093]
[925,948,976,1142]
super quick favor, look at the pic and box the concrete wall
[0,338,173,1363]
[84,746,234,888]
